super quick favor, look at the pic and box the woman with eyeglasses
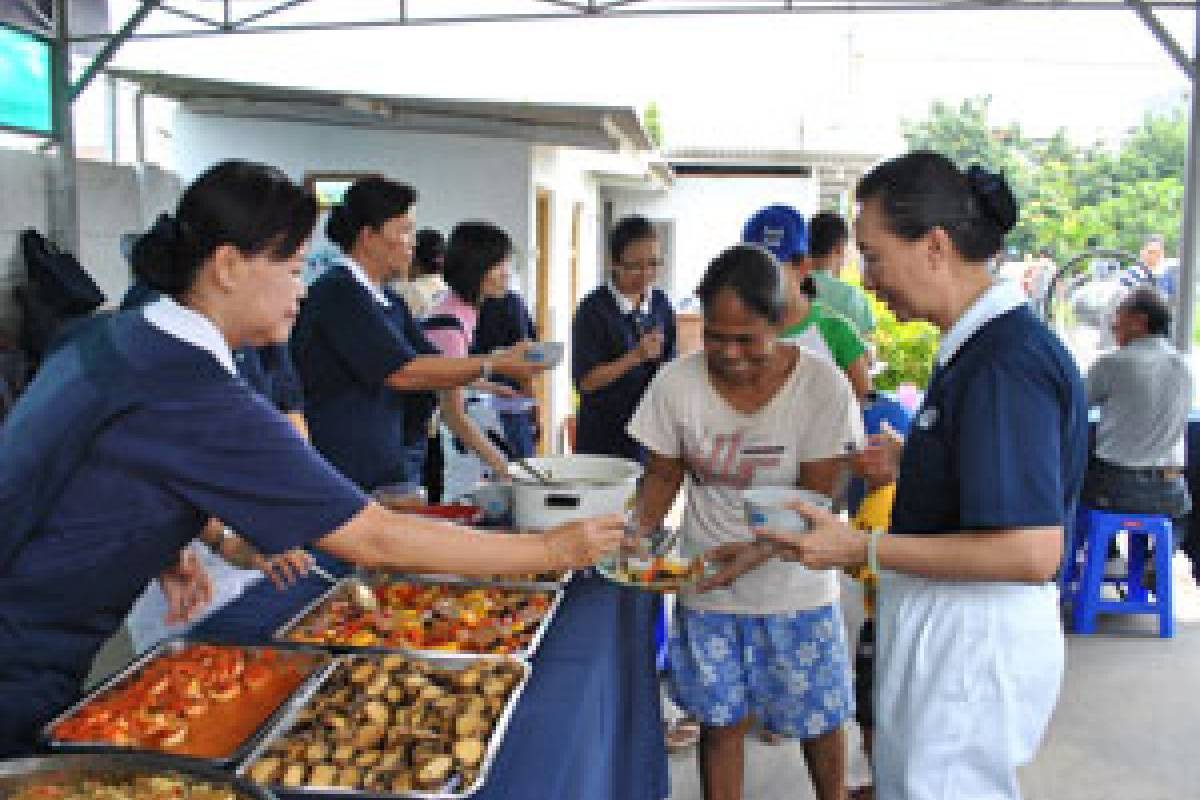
[571,215,677,463]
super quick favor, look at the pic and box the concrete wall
[604,174,820,301]
[172,113,535,280]
[0,149,180,342]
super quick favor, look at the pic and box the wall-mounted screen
[0,23,52,136]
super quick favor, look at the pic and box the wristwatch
[480,359,494,382]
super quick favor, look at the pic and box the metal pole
[70,1,162,102]
[50,0,79,255]
[1175,6,1200,352]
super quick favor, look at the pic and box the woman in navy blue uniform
[571,215,676,463]
[0,161,622,757]
[290,178,545,492]
[472,290,539,458]
[743,153,1089,800]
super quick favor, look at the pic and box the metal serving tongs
[486,428,555,486]
[309,564,379,612]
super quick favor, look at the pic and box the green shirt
[812,270,876,336]
[779,301,867,371]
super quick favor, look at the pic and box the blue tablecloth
[191,569,669,800]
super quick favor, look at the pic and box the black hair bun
[966,165,1018,234]
[130,213,191,295]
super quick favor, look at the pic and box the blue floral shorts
[667,603,854,739]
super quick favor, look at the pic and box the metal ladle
[310,564,378,612]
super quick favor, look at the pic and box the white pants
[874,573,1064,800]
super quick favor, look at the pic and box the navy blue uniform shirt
[571,286,675,463]
[122,281,303,413]
[290,263,438,489]
[0,312,366,755]
[890,304,1088,541]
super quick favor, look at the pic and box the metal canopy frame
[32,0,1200,349]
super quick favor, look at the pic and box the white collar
[142,296,238,376]
[339,254,390,307]
[935,280,1027,367]
[607,280,652,315]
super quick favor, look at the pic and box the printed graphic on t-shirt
[687,432,784,488]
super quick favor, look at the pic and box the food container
[43,640,333,767]
[462,482,512,525]
[523,341,564,368]
[400,504,485,526]
[237,653,531,799]
[741,487,832,533]
[507,455,641,530]
[0,753,277,800]
[275,578,564,661]
[389,569,573,592]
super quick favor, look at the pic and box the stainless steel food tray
[237,653,532,800]
[0,752,279,800]
[272,578,564,662]
[385,569,573,592]
[42,639,335,768]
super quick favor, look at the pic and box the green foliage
[867,290,940,391]
[901,96,1186,260]
[842,264,940,390]
[643,102,664,149]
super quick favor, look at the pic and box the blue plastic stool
[1062,508,1174,638]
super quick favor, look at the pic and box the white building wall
[171,113,535,283]
[604,174,820,301]
[0,149,180,340]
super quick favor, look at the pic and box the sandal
[665,718,701,752]
[848,785,874,800]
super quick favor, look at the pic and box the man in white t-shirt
[627,244,863,800]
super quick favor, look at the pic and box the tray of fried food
[0,752,277,800]
[239,653,529,799]
[276,579,563,659]
[44,641,332,766]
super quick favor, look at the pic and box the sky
[85,5,1197,157]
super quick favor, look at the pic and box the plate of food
[596,554,705,593]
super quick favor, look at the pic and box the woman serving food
[0,160,622,757]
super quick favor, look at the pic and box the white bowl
[524,341,565,368]
[466,481,514,522]
[742,487,832,533]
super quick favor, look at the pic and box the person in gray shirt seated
[1082,286,1194,572]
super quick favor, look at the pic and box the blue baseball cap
[742,204,808,263]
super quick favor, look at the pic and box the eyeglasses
[615,258,662,273]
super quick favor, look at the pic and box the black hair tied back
[132,212,194,296]
[965,165,1018,234]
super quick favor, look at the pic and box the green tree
[901,95,1037,252]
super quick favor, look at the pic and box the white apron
[873,572,1064,800]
